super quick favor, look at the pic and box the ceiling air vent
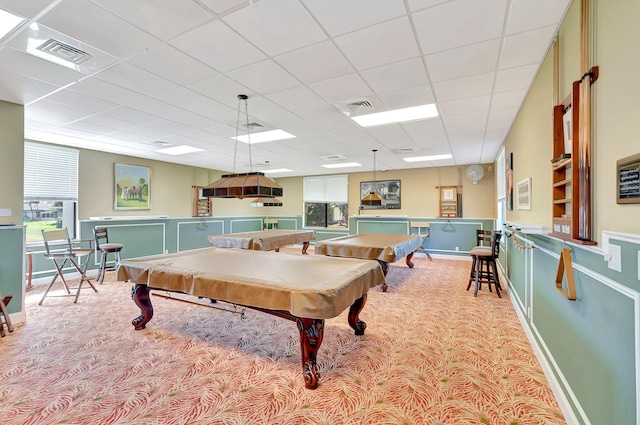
[321,154,347,161]
[392,147,419,154]
[36,39,92,64]
[333,98,375,117]
[242,122,264,129]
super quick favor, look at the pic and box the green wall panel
[177,220,224,252]
[0,227,24,314]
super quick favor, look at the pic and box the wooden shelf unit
[551,81,595,245]
[192,186,212,217]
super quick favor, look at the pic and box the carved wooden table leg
[295,318,324,389]
[405,251,415,268]
[301,241,310,255]
[131,284,154,330]
[347,294,367,336]
[376,260,389,292]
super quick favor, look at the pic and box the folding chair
[409,221,432,260]
[39,228,97,305]
[0,291,13,337]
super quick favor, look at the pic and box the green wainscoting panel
[229,218,263,233]
[0,226,24,315]
[505,235,527,305]
[426,219,494,256]
[531,247,636,425]
[313,230,349,243]
[177,220,224,252]
[351,217,409,234]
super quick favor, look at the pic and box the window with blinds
[303,175,348,228]
[24,142,79,241]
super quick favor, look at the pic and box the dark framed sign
[360,179,401,209]
[617,153,640,204]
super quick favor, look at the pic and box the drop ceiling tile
[75,114,140,131]
[188,74,254,105]
[101,106,161,125]
[407,0,450,12]
[38,0,160,58]
[153,87,221,112]
[425,39,500,82]
[402,118,448,146]
[491,89,527,109]
[274,41,354,84]
[494,64,539,92]
[222,0,326,56]
[169,20,266,72]
[126,97,187,120]
[92,0,214,41]
[43,90,118,113]
[488,106,518,123]
[500,25,557,69]
[309,73,371,104]
[0,69,58,104]
[334,16,420,71]
[69,78,148,106]
[198,0,250,15]
[266,85,329,111]
[302,0,407,37]
[0,0,54,19]
[226,60,300,95]
[413,0,507,54]
[377,85,436,110]
[442,110,488,128]
[438,95,491,116]
[432,72,494,102]
[25,99,94,125]
[127,44,218,86]
[361,57,428,94]
[506,0,571,35]
[96,63,179,97]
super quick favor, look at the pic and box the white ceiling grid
[0,0,571,176]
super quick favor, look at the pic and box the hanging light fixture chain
[244,96,253,172]
[233,95,242,173]
[373,149,377,182]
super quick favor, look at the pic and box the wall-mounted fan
[466,165,485,184]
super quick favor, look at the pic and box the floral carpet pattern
[0,248,565,425]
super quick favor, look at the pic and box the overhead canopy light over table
[204,95,283,203]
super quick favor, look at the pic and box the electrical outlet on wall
[607,244,621,272]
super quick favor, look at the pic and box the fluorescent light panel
[233,129,296,144]
[263,168,292,174]
[321,162,362,169]
[352,104,439,127]
[156,145,204,155]
[403,154,452,162]
[0,9,25,39]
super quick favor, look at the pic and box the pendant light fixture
[202,95,283,199]
[361,149,385,206]
[251,161,283,207]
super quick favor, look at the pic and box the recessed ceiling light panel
[352,104,439,127]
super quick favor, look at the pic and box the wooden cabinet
[192,186,212,217]
[439,186,459,218]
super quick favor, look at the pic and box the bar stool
[93,227,124,284]
[264,218,279,230]
[467,230,502,298]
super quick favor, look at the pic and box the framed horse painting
[115,164,151,210]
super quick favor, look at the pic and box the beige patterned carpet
[0,248,565,425]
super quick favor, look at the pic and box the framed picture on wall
[115,163,150,210]
[516,177,531,210]
[360,179,401,209]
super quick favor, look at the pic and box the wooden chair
[263,218,279,230]
[467,230,503,298]
[39,228,97,305]
[93,227,124,284]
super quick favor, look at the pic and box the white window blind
[304,175,348,202]
[24,142,79,201]
[496,147,506,201]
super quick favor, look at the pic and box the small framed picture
[516,177,531,210]
[442,187,456,201]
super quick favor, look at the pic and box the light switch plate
[608,244,621,272]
